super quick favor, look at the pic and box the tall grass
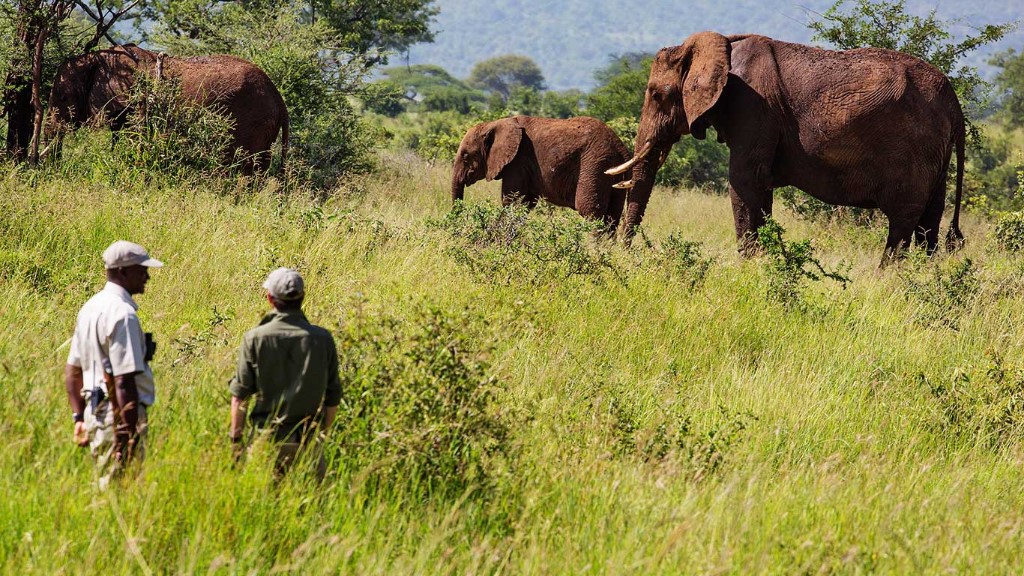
[3,146,1024,573]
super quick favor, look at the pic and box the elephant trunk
[621,153,661,243]
[451,170,465,202]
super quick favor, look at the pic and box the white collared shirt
[67,282,155,406]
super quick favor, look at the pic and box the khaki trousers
[85,400,148,490]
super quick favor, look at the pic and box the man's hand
[73,421,88,447]
[231,435,245,464]
[230,395,248,466]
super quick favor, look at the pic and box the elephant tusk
[605,142,653,176]
[613,180,635,189]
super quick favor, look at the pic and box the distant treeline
[405,0,1024,90]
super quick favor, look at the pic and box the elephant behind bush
[46,45,289,174]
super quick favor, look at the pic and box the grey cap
[262,267,305,301]
[103,240,164,269]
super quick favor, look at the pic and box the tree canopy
[382,64,474,100]
[139,0,437,68]
[307,0,437,68]
[585,53,651,123]
[467,54,545,100]
[993,49,1024,127]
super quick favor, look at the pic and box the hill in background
[403,0,1024,91]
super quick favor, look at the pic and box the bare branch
[76,0,139,52]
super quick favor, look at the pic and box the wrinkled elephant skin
[452,115,631,235]
[617,32,965,261]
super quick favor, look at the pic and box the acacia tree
[371,64,486,114]
[139,0,436,69]
[307,0,436,68]
[467,54,545,101]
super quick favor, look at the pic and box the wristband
[72,412,84,423]
[230,435,243,444]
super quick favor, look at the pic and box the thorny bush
[654,233,714,291]
[758,218,851,310]
[901,257,979,330]
[431,201,623,286]
[994,210,1024,252]
[918,352,1024,450]
[332,301,514,498]
[106,74,241,179]
[609,391,755,482]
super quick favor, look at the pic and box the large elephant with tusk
[608,31,965,262]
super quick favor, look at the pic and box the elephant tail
[279,106,289,174]
[945,118,965,253]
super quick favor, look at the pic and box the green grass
[3,145,1024,574]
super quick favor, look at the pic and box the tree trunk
[5,78,34,161]
[4,4,35,161]
[28,13,50,164]
[2,0,74,162]
[622,155,658,243]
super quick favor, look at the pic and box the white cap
[262,267,305,301]
[103,240,164,269]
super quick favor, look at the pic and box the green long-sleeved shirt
[229,309,341,433]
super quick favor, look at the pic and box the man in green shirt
[229,267,341,478]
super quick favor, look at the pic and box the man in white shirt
[65,240,163,487]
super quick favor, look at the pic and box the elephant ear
[485,121,523,181]
[681,31,731,137]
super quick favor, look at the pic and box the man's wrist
[72,412,84,423]
[230,434,243,444]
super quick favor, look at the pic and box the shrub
[901,257,979,329]
[413,108,508,163]
[106,74,239,179]
[288,97,377,188]
[757,218,851,309]
[994,210,1024,252]
[430,201,623,286]
[609,394,755,482]
[918,353,1024,449]
[655,233,714,291]
[333,302,513,497]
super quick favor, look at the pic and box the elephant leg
[882,217,916,266]
[605,186,627,238]
[728,183,773,257]
[253,150,272,173]
[914,183,946,255]
[500,178,535,208]
[575,173,621,237]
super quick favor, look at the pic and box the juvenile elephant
[452,115,631,233]
[46,45,289,173]
[608,32,965,262]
